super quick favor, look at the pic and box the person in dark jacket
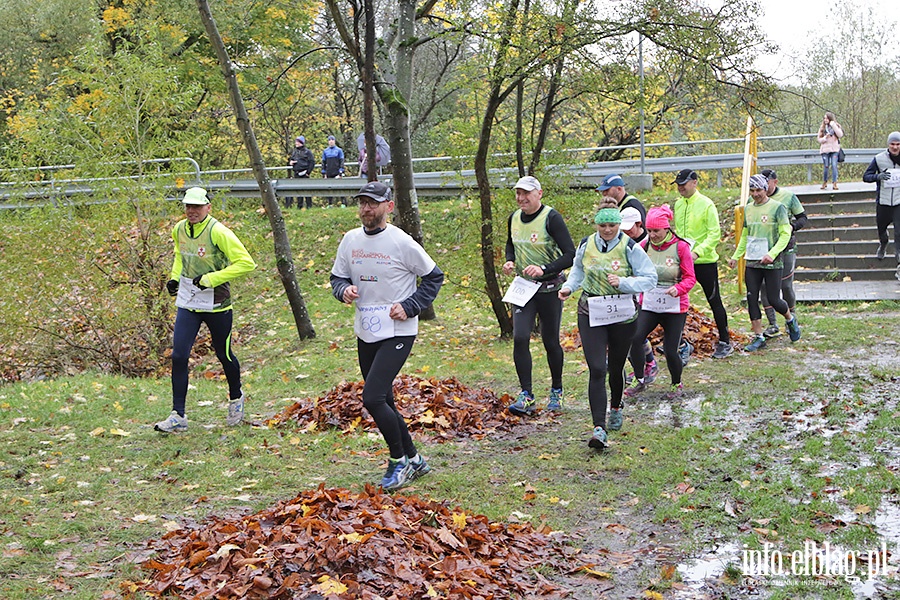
[321,135,346,206]
[288,135,316,209]
[863,131,900,281]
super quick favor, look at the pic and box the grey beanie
[888,131,900,144]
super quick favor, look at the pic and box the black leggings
[630,311,687,385]
[513,291,564,392]
[876,203,900,261]
[693,262,729,343]
[745,267,788,321]
[171,308,241,416]
[762,251,796,323]
[578,313,637,429]
[358,336,418,460]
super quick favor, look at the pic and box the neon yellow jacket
[170,214,256,312]
[673,191,721,265]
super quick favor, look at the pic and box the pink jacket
[818,122,843,154]
[640,235,696,313]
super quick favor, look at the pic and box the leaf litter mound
[138,484,567,599]
[269,375,527,440]
[561,306,751,357]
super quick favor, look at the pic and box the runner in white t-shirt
[330,181,444,492]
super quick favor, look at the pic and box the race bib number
[175,275,214,311]
[642,287,680,314]
[587,295,636,327]
[502,276,542,307]
[354,304,395,343]
[885,168,900,188]
[745,236,769,262]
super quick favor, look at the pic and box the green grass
[0,191,898,598]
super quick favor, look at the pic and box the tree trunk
[196,0,315,339]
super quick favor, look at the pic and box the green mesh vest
[177,218,232,309]
[646,239,681,288]
[510,207,562,279]
[581,233,632,296]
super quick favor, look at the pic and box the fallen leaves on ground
[269,374,525,440]
[136,484,568,599]
[561,307,752,357]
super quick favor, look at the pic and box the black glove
[877,172,892,181]
[192,275,208,290]
[166,279,179,297]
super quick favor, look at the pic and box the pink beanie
[645,205,674,230]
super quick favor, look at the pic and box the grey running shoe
[679,341,694,365]
[154,411,187,433]
[508,390,536,416]
[226,393,245,426]
[711,341,733,359]
[745,336,766,352]
[763,324,780,338]
[876,242,887,260]
[409,456,432,481]
[607,407,624,431]
[588,426,608,449]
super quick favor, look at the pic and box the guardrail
[0,147,881,207]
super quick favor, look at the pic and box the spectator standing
[817,112,844,190]
[156,187,257,433]
[503,176,575,415]
[559,208,656,449]
[288,135,316,209]
[672,169,732,359]
[321,134,345,206]
[728,175,801,352]
[862,131,900,281]
[330,181,444,491]
[759,169,808,337]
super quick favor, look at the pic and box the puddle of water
[874,500,900,546]
[675,541,741,589]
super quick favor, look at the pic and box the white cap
[620,207,641,229]
[182,187,210,205]
[513,176,542,191]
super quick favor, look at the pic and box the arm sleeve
[792,212,809,232]
[504,214,516,263]
[617,243,658,294]
[561,237,588,293]
[768,205,791,259]
[201,224,257,288]
[731,221,748,261]
[399,266,444,318]
[862,158,881,183]
[833,122,844,139]
[673,241,696,296]
[338,149,345,174]
[169,223,183,280]
[693,203,721,259]
[330,235,352,301]
[543,210,575,274]
[321,152,327,174]
[330,273,353,302]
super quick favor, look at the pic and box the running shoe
[665,383,684,400]
[876,242,887,260]
[712,341,733,359]
[607,407,624,431]
[409,456,432,481]
[786,317,801,342]
[763,324,780,338]
[154,411,187,433]
[546,388,563,412]
[644,359,659,384]
[624,379,647,398]
[508,390,536,416]
[588,426,608,449]
[226,392,245,426]
[624,370,634,386]
[381,459,414,491]
[679,341,695,365]
[744,336,766,352]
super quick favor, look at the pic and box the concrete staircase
[792,183,896,281]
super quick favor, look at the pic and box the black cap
[355,181,391,202]
[673,169,699,185]
[761,168,777,180]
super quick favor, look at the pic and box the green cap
[594,207,622,225]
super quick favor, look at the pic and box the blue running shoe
[508,390,536,416]
[588,426,608,449]
[381,459,414,491]
[546,388,563,412]
[409,456,431,481]
[607,407,624,431]
[744,335,766,352]
[680,340,695,365]
[786,317,801,342]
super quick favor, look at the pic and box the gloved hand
[166,279,179,296]
[877,172,892,181]
[192,275,208,290]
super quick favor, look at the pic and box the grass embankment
[0,189,898,599]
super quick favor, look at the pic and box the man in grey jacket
[862,131,900,280]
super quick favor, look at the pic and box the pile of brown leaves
[560,307,751,358]
[269,375,525,440]
[138,484,567,599]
